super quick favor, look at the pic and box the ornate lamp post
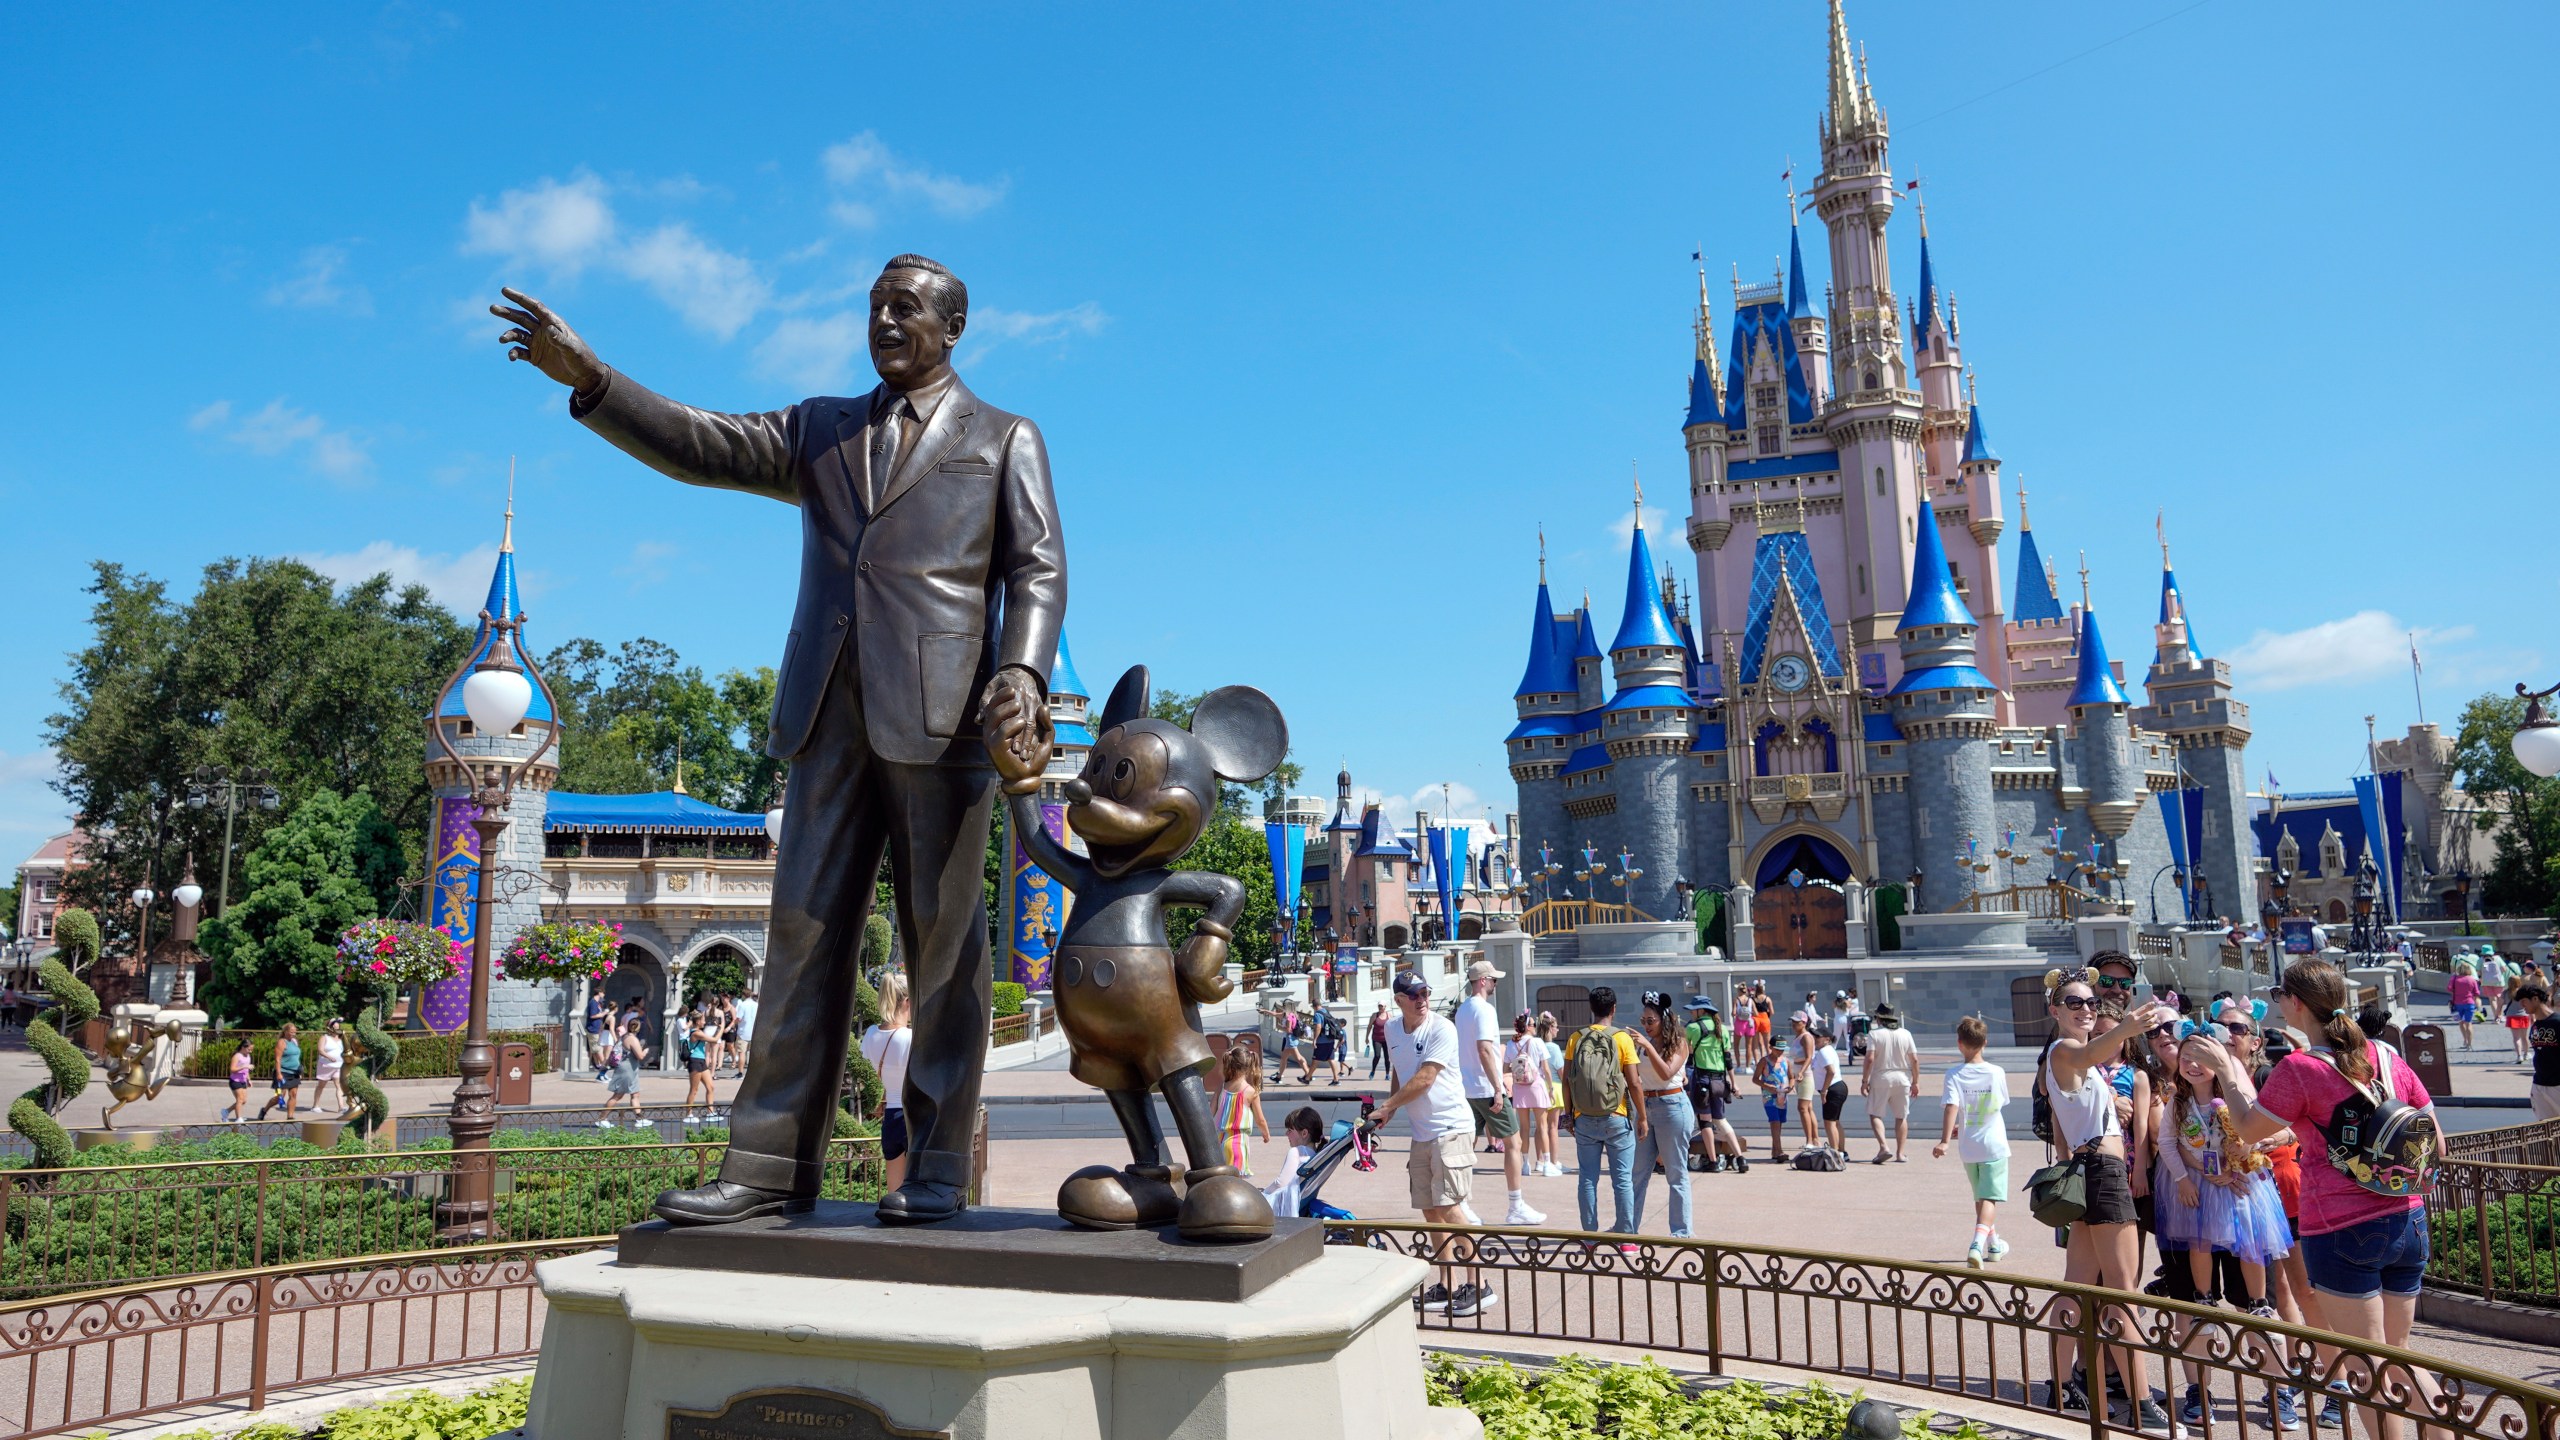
[2511,681,2560,778]
[183,766,280,915]
[427,606,559,1237]
[2349,855,2378,958]
[128,885,155,971]
[1611,846,1644,909]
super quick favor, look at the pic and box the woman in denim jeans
[1630,992,1699,1237]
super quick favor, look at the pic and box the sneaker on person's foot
[1504,1198,1547,1226]
[2273,1387,2303,1433]
[2137,1398,2183,1435]
[595,1119,615,1129]
[1446,1282,1500,1318]
[2058,1379,2090,1416]
[1871,1152,1891,1165]
[683,1112,701,1124]
[1416,1283,1451,1313]
[2318,1390,2347,1429]
[1986,1236,2010,1263]
[1965,1240,1986,1269]
[2181,1384,2209,1426]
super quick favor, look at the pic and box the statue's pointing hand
[983,669,1053,796]
[491,287,606,396]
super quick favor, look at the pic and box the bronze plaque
[666,1387,946,1440]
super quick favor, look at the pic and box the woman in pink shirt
[2208,961,2436,1371]
[2447,959,2480,1050]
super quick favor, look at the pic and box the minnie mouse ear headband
[2175,1019,2229,1044]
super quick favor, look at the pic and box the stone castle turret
[1889,500,1994,913]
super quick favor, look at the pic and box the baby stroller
[1285,1116,1383,1244]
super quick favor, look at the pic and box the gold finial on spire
[1632,460,1643,521]
[671,740,687,795]
[2016,471,2029,529]
[1538,525,1547,583]
[501,456,517,554]
[1963,366,1977,408]
[2046,557,2059,596]
[1914,184,1928,237]
[2156,510,2171,570]
[1785,158,1799,223]
[2077,551,2092,611]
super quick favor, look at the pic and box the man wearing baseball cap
[1453,958,1544,1226]
[1375,968,1497,1317]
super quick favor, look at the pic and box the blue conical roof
[1898,503,1974,632]
[1571,603,1603,661]
[1960,404,1999,464]
[1049,631,1088,700]
[1786,221,1812,319]
[435,546,555,722]
[1915,233,1942,351]
[1610,519,1683,652]
[1514,582,1576,697]
[1684,357,1721,429]
[2069,606,2131,708]
[2013,525,2065,623]
[2160,567,2201,657]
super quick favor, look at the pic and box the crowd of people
[580,986,761,1128]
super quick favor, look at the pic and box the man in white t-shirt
[734,995,760,1072]
[1859,1003,1918,1164]
[1453,959,1543,1226]
[1931,1014,2012,1268]
[1805,1030,1846,1152]
[1375,969,1496,1318]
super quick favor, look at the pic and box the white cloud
[2224,611,2472,692]
[264,244,373,315]
[618,223,771,340]
[972,303,1108,345]
[462,173,617,274]
[192,397,372,481]
[618,540,679,586]
[1370,781,1502,832]
[300,541,500,614]
[821,132,1007,224]
[0,749,58,789]
[0,749,68,849]
[754,311,868,393]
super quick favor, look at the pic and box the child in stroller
[1262,1105,1379,1235]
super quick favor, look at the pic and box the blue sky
[5,2,2555,860]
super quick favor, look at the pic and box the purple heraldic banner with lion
[424,797,482,1034]
[1009,801,1072,990]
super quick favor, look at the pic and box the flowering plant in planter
[501,921,623,982]
[337,919,466,989]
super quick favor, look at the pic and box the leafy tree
[198,791,400,1027]
[0,875,19,942]
[10,914,101,1168]
[2450,691,2560,918]
[681,950,750,1006]
[45,559,469,946]
[542,637,780,811]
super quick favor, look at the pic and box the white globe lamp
[2514,716,2560,779]
[764,804,786,846]
[173,882,204,910]
[462,667,535,736]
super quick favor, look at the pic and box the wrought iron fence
[990,1012,1031,1048]
[0,1240,573,1438]
[1518,900,1650,936]
[0,1104,773,1163]
[2426,1157,2560,1307]
[0,1138,881,1301]
[2444,1115,2560,1167]
[1341,1223,2560,1440]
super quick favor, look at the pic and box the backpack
[1848,1012,1873,1058]
[2309,1045,2440,1197]
[1506,1040,1538,1087]
[1792,1146,1846,1172]
[1564,1025,1630,1117]
[2029,1048,2054,1144]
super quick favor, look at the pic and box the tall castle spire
[2011,474,2065,623]
[1824,0,1879,141]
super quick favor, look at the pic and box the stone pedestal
[525,1204,1475,1440]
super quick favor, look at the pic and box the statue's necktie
[870,397,915,509]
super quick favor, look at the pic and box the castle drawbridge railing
[1518,899,1653,936]
[1956,881,2107,921]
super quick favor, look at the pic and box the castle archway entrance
[1749,832,1852,961]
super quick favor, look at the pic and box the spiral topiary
[9,910,103,1171]
[344,1002,402,1142]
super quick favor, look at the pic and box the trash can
[2400,1023,2452,1099]
[496,1041,535,1107]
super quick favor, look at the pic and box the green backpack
[1565,1025,1629,1117]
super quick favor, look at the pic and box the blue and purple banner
[1427,825,1469,941]
[1263,820,1306,956]
[1010,802,1071,990]
[424,797,480,1034]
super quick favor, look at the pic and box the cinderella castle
[1505,1,2257,971]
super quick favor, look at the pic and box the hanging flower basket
[337,919,465,990]
[501,921,623,983]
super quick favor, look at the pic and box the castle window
[1757,427,1780,455]
[1754,384,1778,411]
[1875,467,1886,496]
[1857,563,1867,594]
[1864,370,1880,389]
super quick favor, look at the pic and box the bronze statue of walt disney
[987,665,1287,1243]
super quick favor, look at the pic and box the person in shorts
[2520,984,2559,1119]
[1860,1003,1918,1164]
[256,1022,303,1122]
[1933,1015,2011,1267]
[1454,958,1543,1226]
[1374,969,1496,1317]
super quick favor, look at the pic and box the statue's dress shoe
[1058,1163,1180,1230]
[651,1180,812,1226]
[876,1177,967,1225]
[1176,1165,1274,1244]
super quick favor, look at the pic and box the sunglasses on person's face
[2150,1021,2178,1037]
[2224,1021,2253,1035]
[2058,995,2099,1012]
[2095,974,2136,990]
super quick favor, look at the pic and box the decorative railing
[1340,1223,2560,1440]
[1957,882,2105,920]
[0,1241,571,1437]
[1518,900,1653,936]
[0,1138,881,1301]
[2132,931,2175,958]
[2427,1145,2560,1308]
[989,1012,1031,1048]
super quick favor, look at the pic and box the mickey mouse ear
[1189,686,1288,783]
[1098,665,1150,735]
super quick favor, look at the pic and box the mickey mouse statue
[987,663,1287,1243]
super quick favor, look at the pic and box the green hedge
[1426,1358,1984,1440]
[1,1128,879,1299]
[992,981,1026,1018]
[184,1030,552,1081]
[154,1375,531,1440]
